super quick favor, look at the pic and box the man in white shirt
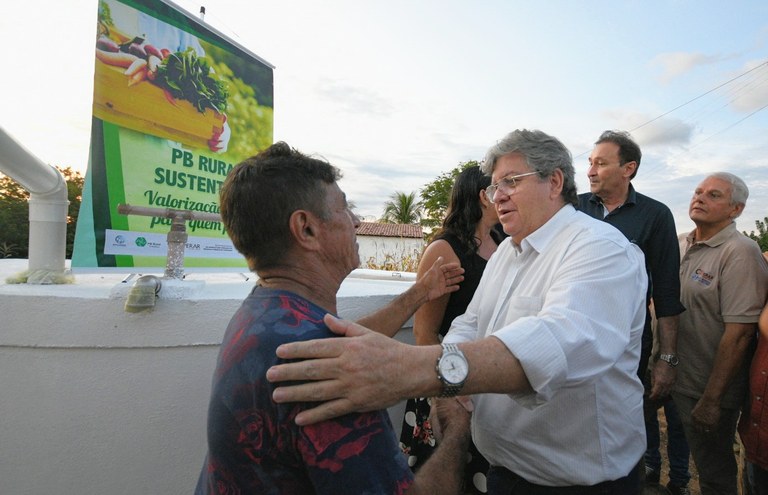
[266,129,648,494]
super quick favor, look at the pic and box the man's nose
[492,188,509,203]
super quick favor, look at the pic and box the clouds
[604,114,695,148]
[727,60,768,113]
[314,79,395,117]
[652,51,736,83]
[633,119,695,147]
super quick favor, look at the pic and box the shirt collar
[588,183,637,208]
[687,221,738,248]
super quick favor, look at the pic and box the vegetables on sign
[124,57,146,77]
[93,3,234,152]
[128,43,148,60]
[96,36,119,52]
[96,48,140,68]
[95,35,229,114]
[144,44,163,60]
[154,48,229,114]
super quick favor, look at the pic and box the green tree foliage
[380,191,423,224]
[0,167,84,258]
[419,160,480,229]
[0,174,29,258]
[744,217,768,252]
[62,167,84,258]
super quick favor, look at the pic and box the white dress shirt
[444,205,647,486]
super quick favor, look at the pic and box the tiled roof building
[355,222,424,270]
[355,222,422,238]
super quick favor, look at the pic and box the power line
[575,60,768,159]
[628,60,768,134]
[673,100,768,151]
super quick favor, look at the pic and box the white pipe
[0,126,69,283]
[0,126,62,194]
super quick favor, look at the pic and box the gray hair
[707,172,749,214]
[481,129,577,206]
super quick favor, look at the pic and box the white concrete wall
[0,261,415,495]
[357,236,424,268]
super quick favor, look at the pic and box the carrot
[144,44,163,59]
[96,48,140,68]
[162,88,178,107]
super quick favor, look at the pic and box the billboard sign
[73,0,273,271]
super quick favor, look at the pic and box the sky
[2,0,768,236]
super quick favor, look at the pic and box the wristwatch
[436,343,469,397]
[659,353,679,367]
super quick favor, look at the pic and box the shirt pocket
[498,295,543,330]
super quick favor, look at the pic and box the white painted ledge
[0,259,416,494]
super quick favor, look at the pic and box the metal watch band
[439,383,463,398]
[436,343,467,398]
[659,353,679,367]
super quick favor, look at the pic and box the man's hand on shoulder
[267,314,433,425]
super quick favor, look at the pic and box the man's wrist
[697,394,722,408]
[439,420,471,450]
[658,353,679,367]
[406,280,429,308]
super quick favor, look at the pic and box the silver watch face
[668,355,679,366]
[440,352,469,385]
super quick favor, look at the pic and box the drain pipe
[0,126,71,284]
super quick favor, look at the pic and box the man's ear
[730,202,746,219]
[289,209,322,250]
[549,168,564,199]
[623,161,637,179]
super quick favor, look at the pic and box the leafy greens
[155,48,229,114]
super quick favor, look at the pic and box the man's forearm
[357,258,463,337]
[656,315,679,355]
[267,316,533,425]
[701,323,755,404]
[462,336,533,395]
[406,420,470,495]
[381,335,533,399]
[357,283,428,337]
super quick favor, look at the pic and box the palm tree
[380,191,423,224]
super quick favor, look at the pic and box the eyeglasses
[485,171,539,203]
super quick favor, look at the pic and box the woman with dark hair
[399,165,503,494]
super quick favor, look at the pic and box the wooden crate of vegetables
[93,35,228,151]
